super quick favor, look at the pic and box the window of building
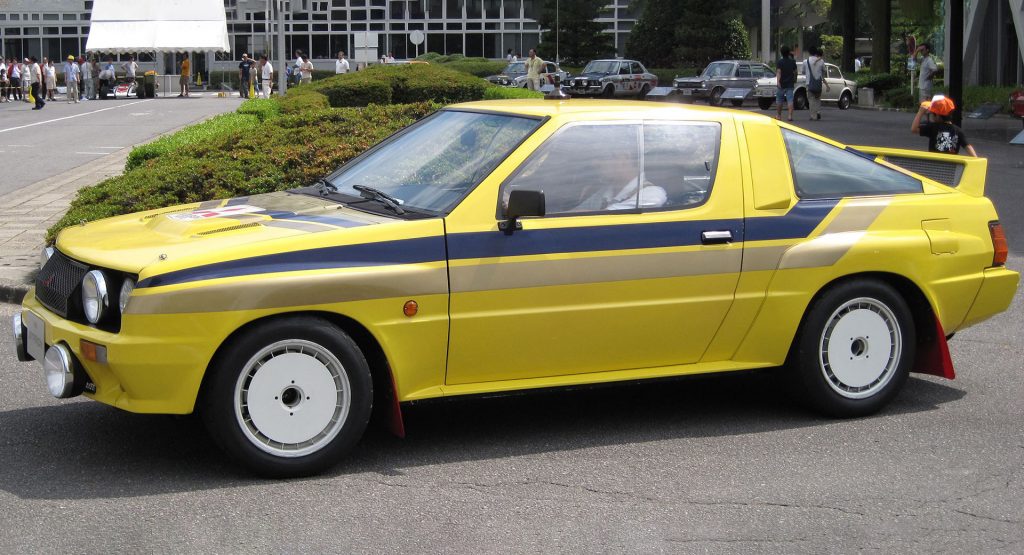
[350,10,366,20]
[446,0,461,18]
[63,14,77,20]
[503,0,520,18]
[331,10,346,20]
[61,26,77,34]
[782,129,922,199]
[428,0,443,18]
[466,0,482,18]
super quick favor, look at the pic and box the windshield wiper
[353,184,405,215]
[315,178,338,196]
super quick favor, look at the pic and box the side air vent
[194,222,263,236]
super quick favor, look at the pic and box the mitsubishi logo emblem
[42,275,55,288]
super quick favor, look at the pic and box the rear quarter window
[782,129,922,199]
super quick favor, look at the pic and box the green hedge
[236,98,282,121]
[123,112,261,172]
[649,67,701,86]
[309,64,487,107]
[877,84,1019,112]
[483,86,544,100]
[275,86,332,113]
[442,60,508,78]
[49,102,439,241]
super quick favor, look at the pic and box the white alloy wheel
[234,339,352,458]
[818,297,901,399]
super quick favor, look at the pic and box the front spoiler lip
[13,312,32,362]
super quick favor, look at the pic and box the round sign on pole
[409,31,425,45]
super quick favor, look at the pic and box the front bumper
[674,84,709,98]
[13,288,222,414]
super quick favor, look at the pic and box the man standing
[64,55,80,103]
[335,51,350,75]
[122,55,139,84]
[29,57,45,110]
[259,55,274,99]
[804,46,830,121]
[915,43,937,102]
[775,45,797,122]
[81,56,94,101]
[238,53,254,98]
[525,49,544,91]
[179,53,191,97]
[9,59,22,101]
[300,56,314,85]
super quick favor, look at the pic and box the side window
[643,123,720,209]
[502,124,642,215]
[782,129,922,199]
[737,64,751,78]
[619,63,630,75]
[827,65,841,79]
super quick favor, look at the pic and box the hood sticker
[167,205,265,221]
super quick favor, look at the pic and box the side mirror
[500,189,545,235]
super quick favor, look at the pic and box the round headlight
[82,270,109,324]
[40,246,54,268]
[119,278,135,313]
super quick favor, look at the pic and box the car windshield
[583,60,617,74]
[503,61,526,75]
[701,62,735,78]
[321,110,542,215]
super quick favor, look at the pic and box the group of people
[2,55,138,109]
[773,44,832,123]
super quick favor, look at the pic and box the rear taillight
[989,221,1008,266]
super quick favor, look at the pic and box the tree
[537,0,616,66]
[672,0,742,67]
[722,17,751,60]
[626,0,743,68]
[624,0,680,67]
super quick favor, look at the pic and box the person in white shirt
[300,57,314,84]
[259,54,274,98]
[292,50,305,85]
[335,51,350,74]
[81,57,94,100]
[44,59,57,100]
[385,52,395,63]
[64,55,80,103]
[122,55,139,83]
[28,57,45,109]
[854,56,862,72]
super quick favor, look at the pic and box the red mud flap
[911,317,956,380]
[387,370,406,438]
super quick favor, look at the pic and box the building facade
[0,0,637,73]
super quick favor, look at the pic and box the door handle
[701,230,733,244]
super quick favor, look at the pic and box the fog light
[43,343,76,399]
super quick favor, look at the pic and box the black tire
[794,89,808,110]
[838,91,853,110]
[787,280,915,418]
[201,316,373,477]
[638,84,651,100]
[601,85,615,98]
[709,87,724,106]
[757,97,774,110]
[730,99,744,107]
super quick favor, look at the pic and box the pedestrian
[299,56,313,84]
[292,50,304,86]
[259,54,274,99]
[335,51,350,74]
[914,43,937,103]
[775,45,797,122]
[64,55,80,103]
[29,56,45,110]
[804,46,830,121]
[525,48,544,91]
[854,56,863,72]
[81,56,94,101]
[385,52,395,63]
[45,59,57,100]
[910,95,977,157]
[98,56,115,99]
[238,53,254,97]
[506,48,515,63]
[9,59,23,101]
[179,53,191,97]
[0,63,8,103]
[123,55,139,84]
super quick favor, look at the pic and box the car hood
[576,72,611,80]
[55,191,399,277]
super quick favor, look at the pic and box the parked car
[753,62,858,111]
[485,60,569,88]
[673,60,775,106]
[567,59,658,98]
[15,100,1017,477]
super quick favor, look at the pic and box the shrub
[49,102,440,241]
[309,64,487,107]
[483,86,544,100]
[124,112,260,172]
[275,87,331,113]
[237,98,282,121]
[443,60,508,78]
[311,72,393,107]
[855,73,905,94]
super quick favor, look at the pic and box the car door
[444,117,744,385]
[824,64,843,101]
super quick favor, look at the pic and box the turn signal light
[989,221,1008,267]
[403,300,419,317]
[80,339,108,363]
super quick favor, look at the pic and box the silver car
[753,62,858,110]
[486,60,570,88]
[567,59,659,99]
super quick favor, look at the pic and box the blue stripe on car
[137,200,838,288]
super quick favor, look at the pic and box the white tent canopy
[85,0,230,54]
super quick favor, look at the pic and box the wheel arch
[790,271,950,379]
[199,310,405,435]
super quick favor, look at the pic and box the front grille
[884,155,962,187]
[35,250,89,318]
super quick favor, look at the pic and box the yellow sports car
[13,100,1018,477]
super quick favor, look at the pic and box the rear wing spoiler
[850,145,988,197]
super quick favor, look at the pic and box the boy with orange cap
[910,95,977,156]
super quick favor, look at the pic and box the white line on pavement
[0,99,153,134]
[74,152,113,155]
[95,146,123,149]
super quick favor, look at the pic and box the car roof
[450,99,772,121]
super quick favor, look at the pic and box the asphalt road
[0,105,1021,552]
[0,94,244,196]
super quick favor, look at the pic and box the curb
[0,282,28,305]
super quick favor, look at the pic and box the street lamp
[555,0,559,63]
